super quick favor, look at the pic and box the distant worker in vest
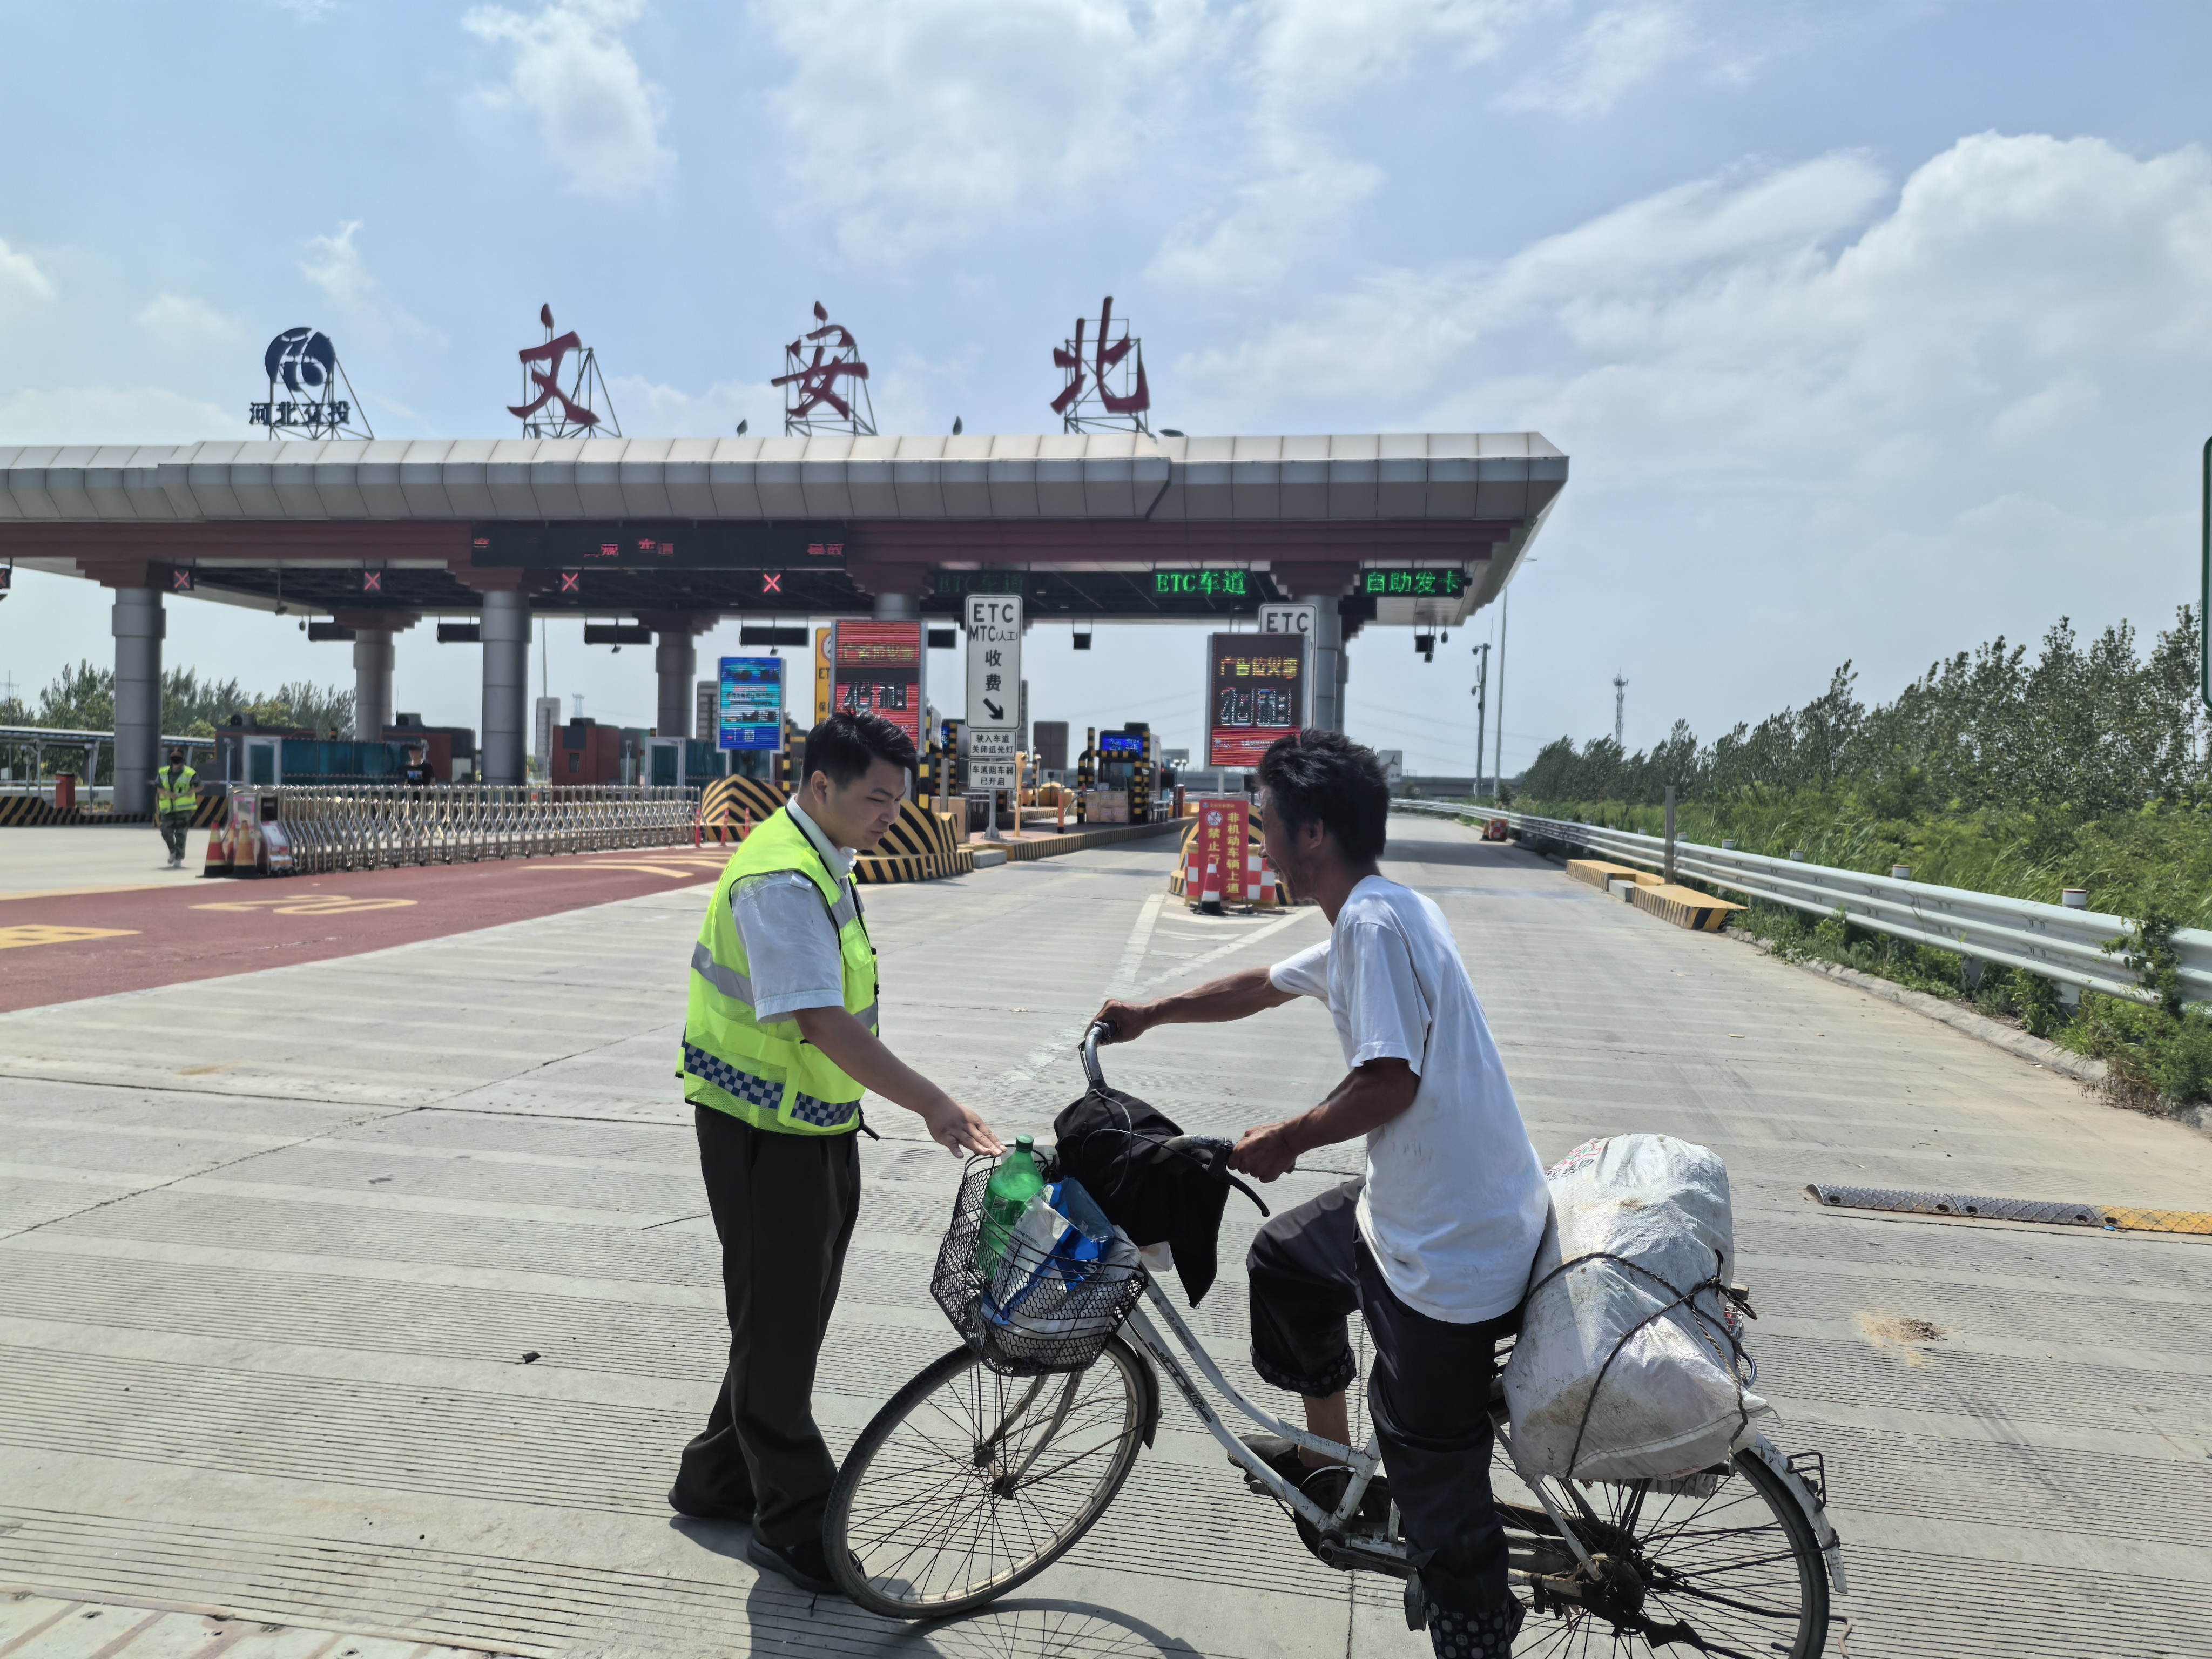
[670,710,1004,1595]
[154,748,197,868]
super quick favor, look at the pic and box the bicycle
[825,1026,1848,1655]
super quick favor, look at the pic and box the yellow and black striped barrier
[1629,882,1744,932]
[698,776,972,882]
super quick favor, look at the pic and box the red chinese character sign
[774,301,875,436]
[1051,295,1150,435]
[509,305,621,439]
[830,620,925,753]
[1206,632,1306,768]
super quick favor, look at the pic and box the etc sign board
[717,656,784,751]
[965,594,1022,791]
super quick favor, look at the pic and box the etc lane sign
[966,595,1022,791]
[1261,603,1317,637]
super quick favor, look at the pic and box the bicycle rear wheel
[825,1338,1149,1620]
[1506,1449,1831,1657]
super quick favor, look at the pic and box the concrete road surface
[1,814,2207,1657]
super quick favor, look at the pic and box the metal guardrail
[1389,799,2209,1004]
[263,784,696,875]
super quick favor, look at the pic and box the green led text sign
[1154,569,1249,597]
[1359,568,1466,598]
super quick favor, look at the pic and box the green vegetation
[1,663,353,784]
[1509,608,2212,1114]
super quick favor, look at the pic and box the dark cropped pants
[1248,1178,1521,1633]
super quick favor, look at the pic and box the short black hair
[807,711,918,786]
[1257,729,1389,861]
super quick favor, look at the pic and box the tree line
[1520,608,2209,817]
[1,663,354,781]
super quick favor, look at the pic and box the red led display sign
[1205,631,1305,768]
[830,620,927,751]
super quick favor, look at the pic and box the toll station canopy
[0,432,1566,629]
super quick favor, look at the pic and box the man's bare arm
[1091,965,1297,1045]
[791,1006,1004,1156]
[1230,1057,1418,1182]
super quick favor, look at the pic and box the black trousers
[673,1105,861,1546]
[158,811,191,859]
[1248,1178,1520,1623]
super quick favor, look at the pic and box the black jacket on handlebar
[1051,1083,1245,1306]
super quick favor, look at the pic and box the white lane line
[0,1162,178,1189]
[175,1176,688,1230]
[2,1118,294,1149]
[984,896,1319,1099]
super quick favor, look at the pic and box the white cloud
[302,220,373,307]
[608,374,776,438]
[136,293,239,346]
[0,385,244,445]
[0,237,57,314]
[758,0,1202,262]
[1251,0,1527,110]
[1501,3,1722,116]
[462,0,672,198]
[271,0,338,17]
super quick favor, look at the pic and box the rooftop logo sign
[250,326,372,440]
[509,304,620,439]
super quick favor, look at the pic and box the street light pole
[1493,586,1510,799]
[1472,642,1491,798]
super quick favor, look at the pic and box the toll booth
[645,737,727,789]
[1078,723,1155,824]
[382,718,477,783]
[211,720,409,787]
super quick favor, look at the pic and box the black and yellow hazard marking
[1630,881,1744,932]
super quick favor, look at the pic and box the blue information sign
[718,656,785,751]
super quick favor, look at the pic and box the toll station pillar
[656,633,697,738]
[1302,596,1344,733]
[112,586,163,815]
[481,589,530,785]
[353,630,395,740]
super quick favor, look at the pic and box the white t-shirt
[1270,875,1549,1323]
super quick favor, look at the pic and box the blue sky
[5,1,2212,773]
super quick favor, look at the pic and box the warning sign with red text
[1206,633,1305,768]
[1189,796,1252,902]
[830,621,926,751]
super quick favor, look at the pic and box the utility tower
[1614,672,1628,747]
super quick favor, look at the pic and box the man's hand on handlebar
[1089,999,1155,1043]
[1230,1120,1300,1183]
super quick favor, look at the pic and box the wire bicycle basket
[931,1155,1149,1377]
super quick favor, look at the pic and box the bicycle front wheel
[825,1338,1150,1620]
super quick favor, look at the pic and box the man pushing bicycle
[1093,729,1550,1658]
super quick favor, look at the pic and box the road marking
[193,895,418,915]
[0,925,138,951]
[524,862,723,878]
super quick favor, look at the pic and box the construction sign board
[1188,795,1252,905]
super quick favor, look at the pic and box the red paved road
[0,849,734,1012]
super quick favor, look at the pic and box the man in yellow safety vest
[670,710,1003,1595]
[154,747,197,868]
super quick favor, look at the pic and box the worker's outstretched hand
[1089,999,1154,1043]
[920,1095,1004,1158]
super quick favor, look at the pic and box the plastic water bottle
[977,1134,1045,1276]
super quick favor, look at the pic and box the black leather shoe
[668,1485,754,1524]
[745,1534,842,1596]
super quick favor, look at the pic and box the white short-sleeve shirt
[1270,875,1549,1323]
[729,798,855,1021]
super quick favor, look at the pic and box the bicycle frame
[1121,1276,1600,1579]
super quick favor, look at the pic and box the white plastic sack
[1502,1134,1770,1482]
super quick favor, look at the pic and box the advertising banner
[1188,795,1252,902]
[830,620,926,751]
[1205,632,1306,768]
[717,656,785,751]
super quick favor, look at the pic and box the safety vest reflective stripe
[689,939,757,1006]
[828,889,860,929]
